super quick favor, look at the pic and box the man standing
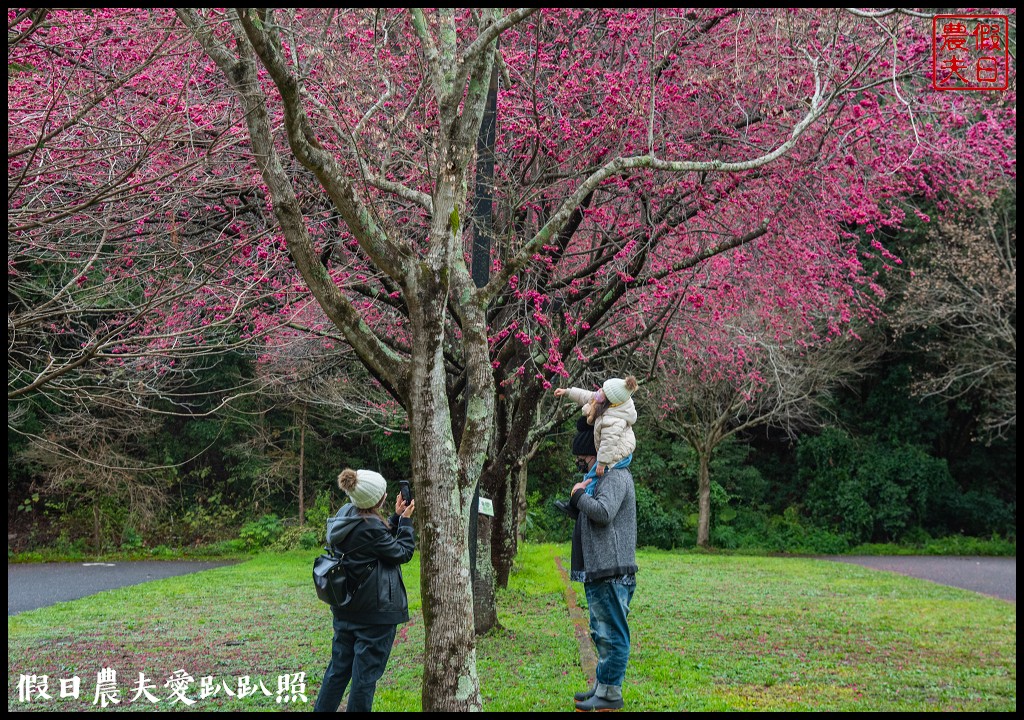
[567,418,638,712]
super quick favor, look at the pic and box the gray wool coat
[569,465,638,583]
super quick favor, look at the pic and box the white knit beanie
[603,377,633,406]
[343,469,388,509]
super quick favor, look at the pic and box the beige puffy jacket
[565,387,637,466]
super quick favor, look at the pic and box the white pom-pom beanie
[603,377,633,406]
[347,470,388,509]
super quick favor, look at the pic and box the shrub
[710,523,741,550]
[798,428,954,544]
[239,514,284,550]
[271,524,322,551]
[120,527,144,552]
[521,491,572,544]
[725,506,852,554]
[180,492,243,543]
[635,484,684,550]
[199,539,247,556]
[920,533,1016,557]
[927,488,1016,539]
[304,490,336,544]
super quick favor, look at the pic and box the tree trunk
[93,504,102,552]
[408,276,482,712]
[470,47,501,615]
[472,511,499,634]
[515,463,529,546]
[413,437,479,711]
[490,457,526,589]
[496,460,524,589]
[484,383,545,590]
[696,446,712,548]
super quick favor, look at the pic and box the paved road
[821,555,1015,602]
[7,560,237,615]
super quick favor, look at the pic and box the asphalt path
[820,555,1015,602]
[7,555,1014,616]
[7,560,237,615]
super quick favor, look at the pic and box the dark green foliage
[760,508,852,554]
[743,429,802,511]
[180,491,243,543]
[797,427,951,544]
[304,490,336,541]
[945,433,1016,537]
[629,429,694,507]
[792,355,1015,543]
[635,484,684,550]
[707,505,852,554]
[370,429,412,470]
[704,437,771,509]
[928,488,1016,540]
[835,364,952,446]
[238,514,284,550]
[520,491,573,544]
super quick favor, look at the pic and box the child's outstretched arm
[556,386,597,408]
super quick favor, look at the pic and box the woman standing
[313,468,416,712]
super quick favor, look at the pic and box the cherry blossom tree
[10,7,1014,712]
[8,8,289,430]
[468,7,1015,594]
[649,305,884,547]
[174,8,1014,709]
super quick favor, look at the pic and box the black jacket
[326,503,415,624]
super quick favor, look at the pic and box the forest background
[7,8,1015,712]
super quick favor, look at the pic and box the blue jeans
[584,580,635,687]
[313,618,397,712]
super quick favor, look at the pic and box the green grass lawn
[7,544,1015,712]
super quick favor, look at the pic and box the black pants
[313,617,397,712]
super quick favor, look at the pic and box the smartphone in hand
[399,480,413,504]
